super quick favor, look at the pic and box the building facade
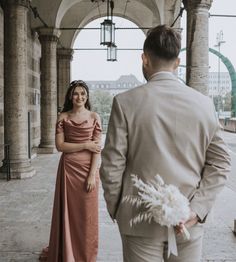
[87,74,143,96]
[208,72,231,97]
[178,69,231,97]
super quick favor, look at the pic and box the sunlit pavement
[0,131,236,261]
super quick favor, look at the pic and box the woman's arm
[55,112,101,153]
[87,113,102,192]
[56,133,100,153]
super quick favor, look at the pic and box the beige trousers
[121,224,204,262]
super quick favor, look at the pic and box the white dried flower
[122,174,191,228]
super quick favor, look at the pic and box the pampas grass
[122,174,191,233]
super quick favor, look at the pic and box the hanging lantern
[100,0,117,61]
[107,43,117,61]
[100,19,115,45]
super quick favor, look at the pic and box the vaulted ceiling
[30,0,181,47]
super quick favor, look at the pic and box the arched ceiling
[30,0,180,48]
[58,0,156,47]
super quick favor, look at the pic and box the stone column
[0,6,4,162]
[183,0,213,95]
[38,28,60,154]
[57,48,73,111]
[2,0,35,178]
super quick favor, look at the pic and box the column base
[37,145,57,154]
[0,159,36,180]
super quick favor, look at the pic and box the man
[100,25,231,262]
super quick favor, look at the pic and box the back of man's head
[143,25,181,63]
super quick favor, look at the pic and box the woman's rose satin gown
[41,117,101,262]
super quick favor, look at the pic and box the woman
[40,80,102,262]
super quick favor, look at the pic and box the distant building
[86,74,143,96]
[178,69,231,97]
[208,72,231,97]
[87,72,231,98]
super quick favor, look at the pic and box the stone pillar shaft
[3,0,35,178]
[184,0,213,95]
[38,28,60,153]
[57,48,73,111]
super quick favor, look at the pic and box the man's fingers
[175,223,184,234]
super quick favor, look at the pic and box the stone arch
[56,0,161,29]
[181,48,236,117]
[57,0,161,48]
[31,0,162,47]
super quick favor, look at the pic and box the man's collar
[148,71,177,82]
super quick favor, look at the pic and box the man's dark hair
[143,25,181,61]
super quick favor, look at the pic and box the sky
[71,0,236,82]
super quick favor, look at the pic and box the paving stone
[0,132,236,261]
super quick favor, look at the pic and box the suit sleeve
[100,96,128,219]
[190,118,231,222]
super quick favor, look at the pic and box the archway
[71,17,145,81]
[71,16,146,131]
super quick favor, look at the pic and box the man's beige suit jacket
[100,72,231,238]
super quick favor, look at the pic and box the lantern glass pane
[105,24,111,43]
[107,44,117,61]
[111,23,115,43]
[100,19,114,45]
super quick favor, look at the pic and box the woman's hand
[86,141,101,153]
[86,174,96,192]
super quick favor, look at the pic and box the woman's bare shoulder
[90,111,101,121]
[57,112,69,122]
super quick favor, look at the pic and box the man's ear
[142,53,148,66]
[174,57,180,69]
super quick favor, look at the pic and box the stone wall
[27,15,41,155]
[0,7,4,161]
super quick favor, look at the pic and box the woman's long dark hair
[61,80,91,112]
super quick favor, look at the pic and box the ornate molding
[38,28,61,43]
[57,48,74,61]
[183,0,213,11]
[39,34,59,43]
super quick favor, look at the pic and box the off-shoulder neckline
[57,117,97,126]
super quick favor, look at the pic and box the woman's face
[72,86,88,108]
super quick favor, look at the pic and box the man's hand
[175,211,198,235]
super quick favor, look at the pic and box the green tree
[90,90,113,132]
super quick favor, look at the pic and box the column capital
[183,0,213,11]
[38,27,61,43]
[57,48,74,61]
[2,0,30,8]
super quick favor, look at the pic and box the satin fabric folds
[46,117,101,262]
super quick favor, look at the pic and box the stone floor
[0,132,236,262]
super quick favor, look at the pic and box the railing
[219,118,236,132]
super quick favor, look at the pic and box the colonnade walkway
[0,132,236,261]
